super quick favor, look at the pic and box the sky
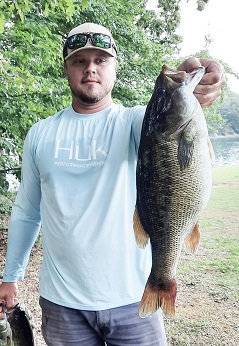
[148,0,239,93]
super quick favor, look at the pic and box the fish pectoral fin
[139,280,177,318]
[207,137,215,161]
[177,133,194,171]
[133,207,149,249]
[184,222,200,253]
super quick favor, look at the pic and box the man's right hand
[0,282,19,309]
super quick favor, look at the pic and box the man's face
[64,49,117,105]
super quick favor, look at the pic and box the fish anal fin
[139,280,177,318]
[133,207,149,249]
[184,222,200,253]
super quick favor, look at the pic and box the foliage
[0,0,88,32]
[196,0,209,11]
[0,9,71,194]
[193,43,239,135]
[0,192,15,230]
[0,0,236,197]
[218,91,239,135]
[0,0,182,189]
[178,47,239,135]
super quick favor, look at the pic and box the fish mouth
[185,67,205,92]
[163,67,187,84]
[163,65,205,92]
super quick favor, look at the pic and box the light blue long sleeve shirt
[3,103,152,310]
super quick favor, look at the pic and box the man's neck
[71,96,113,114]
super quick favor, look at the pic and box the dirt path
[1,230,238,345]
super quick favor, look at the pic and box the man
[0,23,224,345]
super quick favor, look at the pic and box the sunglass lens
[68,34,87,49]
[92,34,111,49]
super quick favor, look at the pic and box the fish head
[146,65,205,137]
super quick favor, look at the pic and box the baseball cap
[63,23,117,60]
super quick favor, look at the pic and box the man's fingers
[194,88,222,108]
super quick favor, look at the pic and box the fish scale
[134,65,213,318]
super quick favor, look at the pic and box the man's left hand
[178,57,226,108]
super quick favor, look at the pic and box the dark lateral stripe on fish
[135,149,174,235]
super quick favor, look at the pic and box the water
[210,136,239,167]
[5,137,239,191]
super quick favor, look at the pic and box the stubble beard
[71,83,113,105]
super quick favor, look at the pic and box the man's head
[63,22,117,60]
[63,23,118,112]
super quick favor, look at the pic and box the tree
[0,0,218,195]
[219,91,239,135]
[0,0,88,33]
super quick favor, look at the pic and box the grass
[1,167,239,345]
[165,166,239,345]
[211,166,239,184]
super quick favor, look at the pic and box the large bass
[134,65,214,318]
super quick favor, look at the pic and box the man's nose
[84,61,96,74]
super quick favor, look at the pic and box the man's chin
[80,97,99,104]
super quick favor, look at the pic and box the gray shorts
[39,297,167,346]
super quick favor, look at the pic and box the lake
[210,136,239,168]
[6,136,239,191]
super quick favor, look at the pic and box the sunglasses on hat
[66,33,117,54]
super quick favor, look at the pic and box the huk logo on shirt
[54,139,108,161]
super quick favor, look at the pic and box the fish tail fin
[133,207,149,248]
[139,280,177,318]
[184,222,200,253]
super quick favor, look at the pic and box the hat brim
[65,45,116,60]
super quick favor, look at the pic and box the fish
[0,303,34,345]
[133,65,214,318]
[0,311,12,346]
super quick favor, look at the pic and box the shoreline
[212,164,239,169]
[209,134,239,139]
